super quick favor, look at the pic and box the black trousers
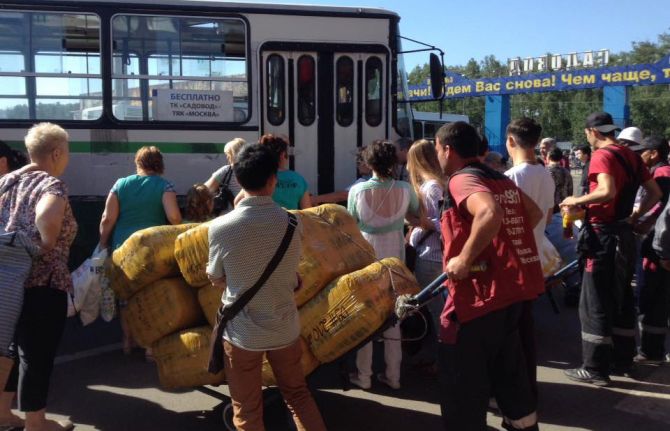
[639,264,670,360]
[579,226,636,376]
[4,287,67,412]
[438,303,536,431]
[519,300,537,401]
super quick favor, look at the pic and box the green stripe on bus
[5,141,226,154]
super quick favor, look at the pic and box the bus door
[261,48,388,194]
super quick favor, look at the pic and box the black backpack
[212,167,235,215]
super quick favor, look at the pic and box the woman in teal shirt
[258,134,311,210]
[99,146,182,354]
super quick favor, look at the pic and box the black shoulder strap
[221,166,234,187]
[441,162,491,214]
[222,212,297,319]
[601,146,635,181]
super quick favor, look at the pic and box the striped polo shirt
[206,195,302,351]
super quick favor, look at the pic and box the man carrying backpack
[560,112,661,386]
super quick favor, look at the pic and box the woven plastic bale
[125,277,205,348]
[175,222,212,288]
[198,282,224,327]
[109,224,198,300]
[300,257,419,363]
[152,326,225,389]
[291,204,375,306]
[260,337,320,386]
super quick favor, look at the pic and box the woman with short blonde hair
[1,122,77,430]
[205,138,247,215]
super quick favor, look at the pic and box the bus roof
[19,0,399,18]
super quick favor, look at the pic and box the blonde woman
[99,146,182,356]
[0,123,76,431]
[407,139,446,370]
[205,138,246,215]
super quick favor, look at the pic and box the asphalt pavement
[15,284,670,431]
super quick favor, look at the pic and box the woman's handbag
[0,230,36,357]
[405,229,433,272]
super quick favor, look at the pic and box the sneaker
[634,353,664,365]
[564,367,611,387]
[348,373,371,390]
[376,373,401,390]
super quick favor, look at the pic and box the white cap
[617,127,643,146]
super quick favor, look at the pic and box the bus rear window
[111,14,248,123]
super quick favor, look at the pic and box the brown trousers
[223,339,327,431]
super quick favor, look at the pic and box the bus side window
[336,56,354,127]
[0,11,102,121]
[365,56,382,127]
[266,54,285,126]
[297,55,315,126]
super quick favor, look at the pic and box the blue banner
[407,55,670,100]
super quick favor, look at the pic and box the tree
[407,31,670,143]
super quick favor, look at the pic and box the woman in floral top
[0,123,77,431]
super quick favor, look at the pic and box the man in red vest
[435,122,544,431]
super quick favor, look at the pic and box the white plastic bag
[99,270,116,323]
[69,246,108,325]
[539,235,562,278]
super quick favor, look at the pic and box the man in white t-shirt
[504,117,556,400]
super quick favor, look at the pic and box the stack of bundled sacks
[108,204,419,389]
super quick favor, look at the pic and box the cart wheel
[222,402,235,431]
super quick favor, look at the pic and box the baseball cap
[617,127,643,146]
[629,136,668,153]
[585,112,621,133]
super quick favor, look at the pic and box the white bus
[0,0,442,202]
[412,111,469,140]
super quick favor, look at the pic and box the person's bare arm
[299,191,312,209]
[204,176,220,195]
[99,192,119,248]
[312,191,348,205]
[631,178,662,224]
[445,191,502,280]
[162,191,182,225]
[35,194,66,252]
[561,172,615,208]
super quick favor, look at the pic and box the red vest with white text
[439,163,544,335]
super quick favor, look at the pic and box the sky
[247,0,670,71]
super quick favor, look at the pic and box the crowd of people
[1,111,670,430]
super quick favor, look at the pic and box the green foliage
[408,32,670,143]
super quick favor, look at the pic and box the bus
[412,111,469,140]
[0,0,434,203]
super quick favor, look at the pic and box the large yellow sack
[173,205,375,306]
[300,258,419,363]
[152,326,225,389]
[198,283,224,327]
[175,222,212,287]
[292,204,375,306]
[261,337,320,387]
[109,224,197,299]
[126,278,204,348]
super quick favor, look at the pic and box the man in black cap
[560,112,661,386]
[629,136,670,363]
